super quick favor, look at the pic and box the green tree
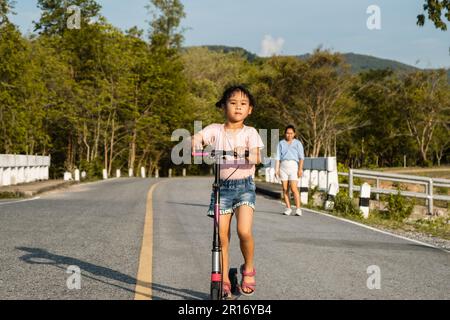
[255,50,359,158]
[182,47,253,125]
[0,0,28,154]
[400,70,450,165]
[350,69,415,168]
[144,0,190,175]
[146,0,185,50]
[417,0,450,30]
[0,0,15,25]
[34,0,102,35]
[431,123,450,166]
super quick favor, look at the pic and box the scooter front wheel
[210,281,221,300]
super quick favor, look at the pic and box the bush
[79,159,104,179]
[386,190,415,221]
[413,217,450,239]
[337,162,363,186]
[423,160,433,168]
[308,186,319,207]
[435,186,449,195]
[333,190,363,218]
[0,191,22,199]
[338,163,348,184]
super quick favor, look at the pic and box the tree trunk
[129,126,137,172]
[334,134,337,157]
[83,122,90,162]
[66,134,75,171]
[93,115,101,161]
[108,114,116,176]
[103,112,112,173]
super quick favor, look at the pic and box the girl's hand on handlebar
[190,134,204,151]
[234,147,247,159]
[246,148,261,165]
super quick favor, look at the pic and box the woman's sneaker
[295,208,302,216]
[283,208,292,216]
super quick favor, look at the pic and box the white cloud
[260,35,285,57]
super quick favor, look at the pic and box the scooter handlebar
[192,150,249,158]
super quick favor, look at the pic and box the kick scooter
[192,149,249,300]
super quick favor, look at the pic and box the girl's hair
[284,125,296,134]
[215,85,256,109]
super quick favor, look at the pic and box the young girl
[192,85,264,298]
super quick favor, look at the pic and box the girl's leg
[290,180,301,208]
[219,213,233,284]
[235,205,255,294]
[281,180,290,208]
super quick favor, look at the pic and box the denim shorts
[207,176,256,217]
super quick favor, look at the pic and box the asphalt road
[0,178,155,300]
[0,177,449,300]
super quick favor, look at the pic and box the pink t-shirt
[199,123,265,180]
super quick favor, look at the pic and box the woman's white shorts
[280,160,299,181]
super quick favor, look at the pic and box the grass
[302,197,450,241]
[0,191,23,199]
[377,166,450,179]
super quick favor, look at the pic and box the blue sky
[10,0,450,69]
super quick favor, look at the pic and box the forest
[0,0,449,178]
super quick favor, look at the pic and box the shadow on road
[151,283,209,300]
[16,247,208,300]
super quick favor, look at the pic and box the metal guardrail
[338,169,450,214]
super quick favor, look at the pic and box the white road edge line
[303,208,450,254]
[0,197,41,206]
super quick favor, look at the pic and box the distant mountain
[184,45,259,62]
[187,45,450,81]
[297,52,419,73]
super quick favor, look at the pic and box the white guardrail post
[348,169,354,199]
[0,154,51,186]
[74,169,80,182]
[428,179,433,215]
[359,183,371,219]
[325,182,338,210]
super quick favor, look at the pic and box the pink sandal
[240,265,256,296]
[222,282,233,299]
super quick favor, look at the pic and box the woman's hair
[284,125,296,134]
[215,85,256,109]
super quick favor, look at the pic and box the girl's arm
[275,142,281,174]
[247,147,262,165]
[191,133,204,151]
[246,127,264,164]
[275,160,280,174]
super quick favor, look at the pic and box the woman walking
[275,125,305,216]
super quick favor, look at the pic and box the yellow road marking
[134,182,160,300]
